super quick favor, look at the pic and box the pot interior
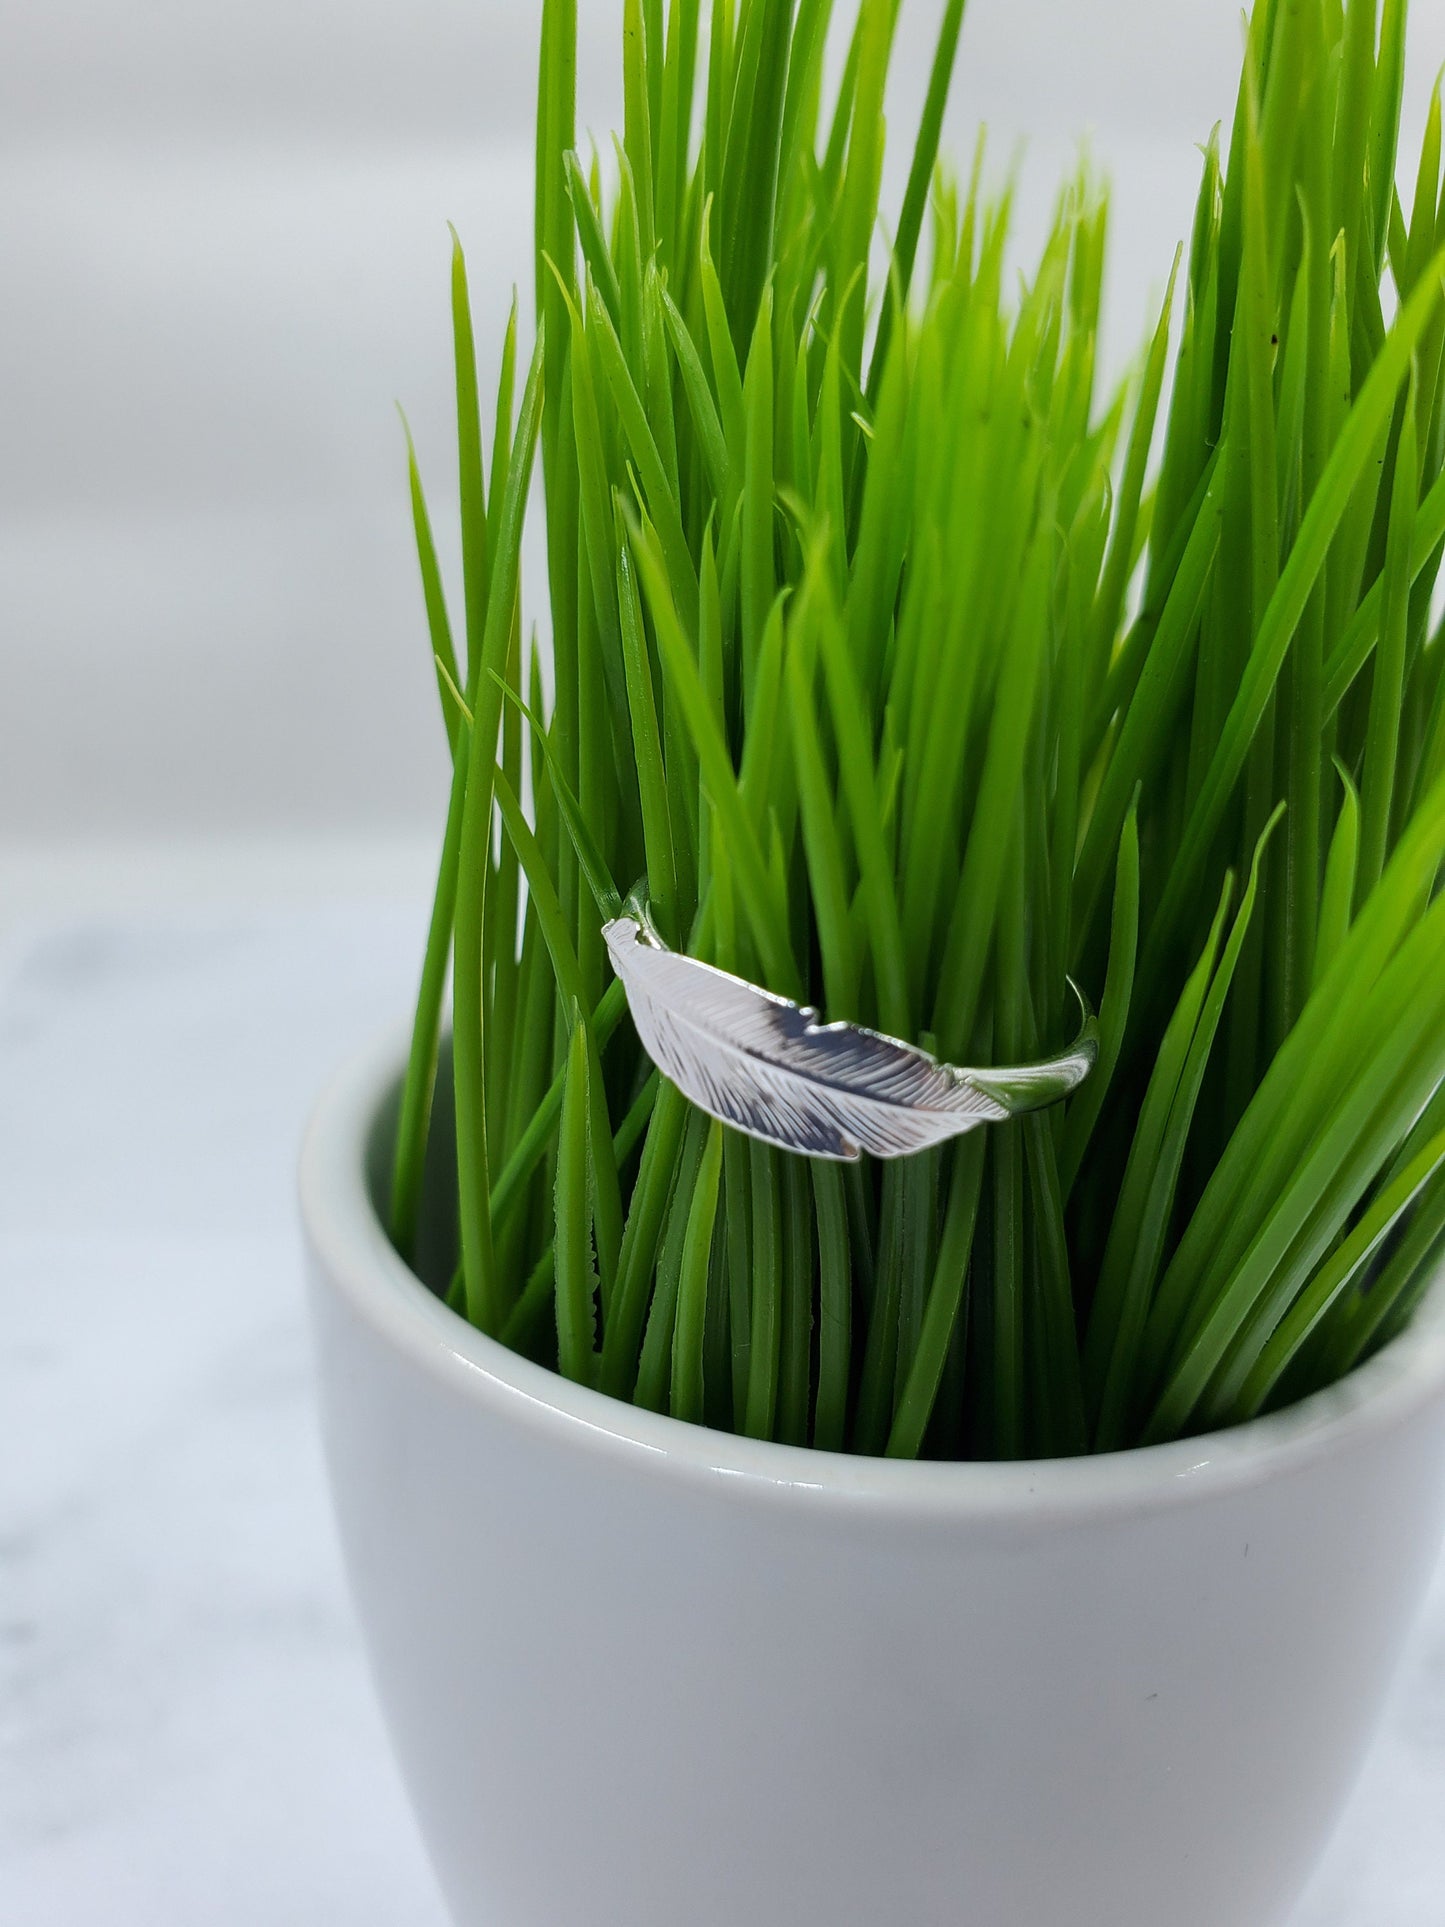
[365,1039,459,1301]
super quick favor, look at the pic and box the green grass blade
[1326,1171,1445,1375]
[778,1155,815,1446]
[452,327,548,1335]
[866,0,969,400]
[743,1141,783,1439]
[1357,373,1419,899]
[635,1107,711,1411]
[399,411,462,759]
[888,1136,986,1458]
[492,767,624,1293]
[628,511,798,989]
[671,1119,724,1424]
[1313,763,1361,989]
[555,1013,599,1384]
[615,523,681,938]
[1233,1124,1445,1417]
[599,1078,690,1396]
[390,737,470,1263]
[449,233,493,688]
[1073,457,1226,941]
[1060,806,1140,1197]
[661,284,730,499]
[811,1160,852,1451]
[1147,258,1445,974]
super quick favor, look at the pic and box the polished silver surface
[603,913,1099,1161]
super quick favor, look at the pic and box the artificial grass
[389,0,1445,1458]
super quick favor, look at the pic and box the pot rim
[301,1022,1445,1523]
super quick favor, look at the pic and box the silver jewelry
[604,904,1097,1162]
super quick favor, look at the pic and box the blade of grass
[671,1119,725,1424]
[555,1012,599,1383]
[1146,257,1445,976]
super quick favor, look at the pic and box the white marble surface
[2,877,1444,1924]
[0,883,449,1925]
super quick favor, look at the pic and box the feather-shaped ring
[604,906,1098,1162]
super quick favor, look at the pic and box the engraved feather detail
[603,913,1098,1162]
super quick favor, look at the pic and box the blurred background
[11,0,1444,882]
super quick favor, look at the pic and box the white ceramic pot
[301,1028,1445,1927]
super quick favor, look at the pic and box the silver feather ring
[604,903,1098,1162]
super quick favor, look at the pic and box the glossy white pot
[301,1029,1445,1927]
